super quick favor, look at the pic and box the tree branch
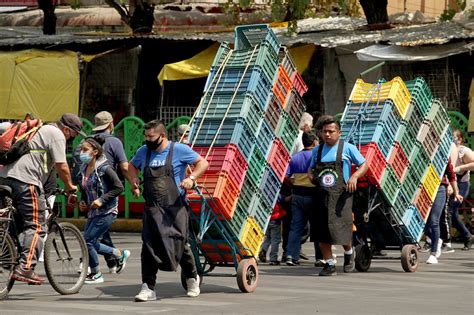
[104,0,131,25]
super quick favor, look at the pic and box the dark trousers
[141,242,197,288]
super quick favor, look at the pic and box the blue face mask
[79,152,93,164]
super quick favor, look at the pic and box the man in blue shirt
[127,119,208,301]
[308,116,368,276]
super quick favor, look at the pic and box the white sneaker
[77,261,91,274]
[426,255,438,264]
[116,250,131,274]
[135,283,157,302]
[109,266,117,274]
[435,239,443,258]
[186,275,200,297]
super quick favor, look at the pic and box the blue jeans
[448,181,471,240]
[261,221,282,262]
[286,195,313,260]
[426,185,446,253]
[84,213,117,269]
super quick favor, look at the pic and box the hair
[302,131,317,147]
[298,112,313,130]
[144,119,167,136]
[316,115,340,130]
[83,135,105,157]
[453,128,464,142]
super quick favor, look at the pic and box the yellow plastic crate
[422,164,441,202]
[240,216,264,257]
[349,77,411,119]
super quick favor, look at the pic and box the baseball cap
[60,113,86,137]
[177,124,190,135]
[93,111,114,131]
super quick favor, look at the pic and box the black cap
[60,113,86,137]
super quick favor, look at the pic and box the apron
[312,140,353,245]
[142,142,188,271]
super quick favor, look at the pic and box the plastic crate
[396,123,418,159]
[380,166,401,205]
[342,121,383,146]
[198,93,264,137]
[401,171,420,202]
[250,196,272,232]
[391,190,411,224]
[348,77,411,118]
[422,125,441,160]
[278,46,297,79]
[402,205,424,243]
[247,146,267,187]
[235,24,280,55]
[193,144,248,191]
[378,109,402,159]
[405,104,424,133]
[416,122,430,143]
[388,142,409,183]
[259,167,282,209]
[408,144,430,180]
[273,65,292,108]
[240,216,265,257]
[291,71,308,97]
[187,172,240,220]
[275,112,299,153]
[256,120,275,157]
[204,66,272,111]
[432,126,453,177]
[341,99,394,125]
[285,88,306,127]
[212,41,278,84]
[405,77,433,119]
[426,99,450,139]
[189,118,256,162]
[422,164,441,202]
[358,142,386,187]
[237,178,259,210]
[226,203,250,238]
[268,139,291,182]
[264,96,282,132]
[414,186,433,222]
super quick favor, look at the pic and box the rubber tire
[44,222,88,295]
[236,259,258,293]
[401,244,418,273]
[0,234,16,300]
[354,244,371,272]
[180,270,203,291]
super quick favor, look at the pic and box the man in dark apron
[127,120,209,301]
[308,116,367,276]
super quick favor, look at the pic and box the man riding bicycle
[0,113,85,284]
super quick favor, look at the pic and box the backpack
[0,114,42,165]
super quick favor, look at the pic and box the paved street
[1,233,473,315]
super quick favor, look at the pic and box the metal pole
[359,62,386,78]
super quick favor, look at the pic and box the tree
[38,0,57,35]
[105,0,155,34]
[358,0,389,26]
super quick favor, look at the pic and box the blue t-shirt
[130,142,199,194]
[286,149,314,187]
[309,142,365,183]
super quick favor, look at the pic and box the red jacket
[270,203,286,221]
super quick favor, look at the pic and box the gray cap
[177,124,190,135]
[0,122,12,135]
[93,111,113,131]
[60,113,86,137]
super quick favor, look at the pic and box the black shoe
[286,257,300,266]
[314,260,325,267]
[462,236,474,251]
[319,263,337,276]
[12,267,45,285]
[299,252,309,260]
[343,251,355,273]
[258,250,267,263]
[269,261,280,266]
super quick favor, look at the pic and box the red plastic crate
[358,142,386,187]
[388,142,409,183]
[414,186,433,222]
[291,71,308,96]
[268,139,291,182]
[272,65,292,108]
[187,173,239,220]
[193,144,248,190]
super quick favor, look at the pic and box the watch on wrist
[189,175,196,182]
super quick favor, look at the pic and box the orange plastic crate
[272,65,292,108]
[414,186,433,222]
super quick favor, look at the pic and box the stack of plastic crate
[188,24,306,262]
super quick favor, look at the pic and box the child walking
[78,136,129,284]
[259,200,287,265]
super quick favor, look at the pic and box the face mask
[146,136,163,151]
[79,152,93,164]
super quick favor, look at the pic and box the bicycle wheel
[0,233,16,300]
[44,222,88,295]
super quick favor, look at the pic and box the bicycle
[0,185,89,299]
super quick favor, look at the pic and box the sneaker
[109,266,117,274]
[435,239,443,258]
[343,250,355,273]
[258,249,267,263]
[419,241,431,253]
[85,272,104,284]
[426,255,438,264]
[299,251,309,260]
[314,259,326,267]
[462,235,474,251]
[77,261,91,274]
[116,250,131,274]
[286,257,300,266]
[319,263,337,276]
[441,243,455,253]
[186,275,200,297]
[135,283,157,302]
[12,267,45,285]
[269,261,280,266]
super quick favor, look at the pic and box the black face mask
[145,136,163,151]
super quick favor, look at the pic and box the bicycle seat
[0,185,12,196]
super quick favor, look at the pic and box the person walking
[308,116,368,276]
[259,201,286,265]
[127,120,209,301]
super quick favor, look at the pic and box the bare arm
[347,162,368,193]
[55,162,76,192]
[126,163,141,197]
[180,156,209,190]
[455,148,474,173]
[119,161,132,182]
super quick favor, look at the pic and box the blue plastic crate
[342,121,383,145]
[341,100,394,125]
[256,120,275,158]
[189,118,255,161]
[234,24,280,55]
[391,190,411,224]
[250,197,272,232]
[259,167,281,209]
[402,205,424,243]
[432,126,453,177]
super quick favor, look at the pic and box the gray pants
[261,221,282,262]
[0,177,46,271]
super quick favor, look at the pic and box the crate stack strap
[187,24,307,263]
[341,76,452,243]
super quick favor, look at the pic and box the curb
[59,218,142,232]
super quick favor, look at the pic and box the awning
[355,41,473,61]
[158,43,316,85]
[0,49,80,121]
